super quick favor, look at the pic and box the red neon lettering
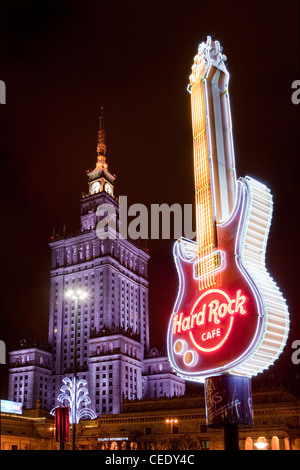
[196,304,206,326]
[190,312,198,329]
[235,290,246,314]
[182,316,190,331]
[228,299,235,314]
[201,328,221,341]
[172,289,247,335]
[208,300,221,324]
[173,313,183,334]
[218,303,227,318]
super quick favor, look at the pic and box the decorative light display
[51,377,97,424]
[167,37,289,383]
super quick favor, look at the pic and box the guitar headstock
[188,36,228,89]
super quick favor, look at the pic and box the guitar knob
[174,339,188,355]
[183,350,198,367]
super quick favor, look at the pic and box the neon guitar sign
[167,37,289,382]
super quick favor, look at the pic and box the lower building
[7,341,52,411]
[1,387,300,450]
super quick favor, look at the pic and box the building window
[144,442,154,450]
[244,437,253,450]
[200,440,209,450]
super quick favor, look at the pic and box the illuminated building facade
[1,387,300,450]
[8,341,52,411]
[8,111,185,416]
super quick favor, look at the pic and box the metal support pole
[222,424,240,450]
[205,375,253,451]
[72,296,78,451]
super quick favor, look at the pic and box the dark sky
[0,0,299,396]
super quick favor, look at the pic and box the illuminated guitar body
[167,38,289,382]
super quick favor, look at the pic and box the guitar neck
[189,39,237,256]
[191,78,215,257]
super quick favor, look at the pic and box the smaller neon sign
[1,400,22,415]
[98,437,128,442]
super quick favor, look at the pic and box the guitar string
[192,74,216,290]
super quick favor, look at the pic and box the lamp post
[254,437,269,450]
[49,426,55,450]
[165,418,178,449]
[65,288,88,450]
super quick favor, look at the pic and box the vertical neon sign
[167,37,289,383]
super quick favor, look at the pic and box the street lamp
[165,419,178,450]
[49,426,55,450]
[65,288,88,450]
[165,418,178,434]
[254,437,269,450]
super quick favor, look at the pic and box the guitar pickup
[193,250,226,280]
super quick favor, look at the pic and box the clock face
[105,183,111,194]
[91,182,100,194]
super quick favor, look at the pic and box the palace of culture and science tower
[7,111,185,417]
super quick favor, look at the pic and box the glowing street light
[65,288,88,300]
[165,418,178,434]
[64,288,89,450]
[254,438,269,450]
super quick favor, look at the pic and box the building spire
[95,107,108,171]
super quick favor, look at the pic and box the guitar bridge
[193,250,226,280]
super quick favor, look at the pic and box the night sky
[0,0,299,397]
